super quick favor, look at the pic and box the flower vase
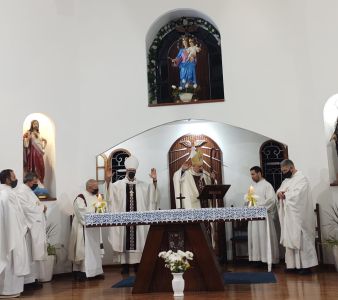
[171,272,185,297]
[38,255,55,282]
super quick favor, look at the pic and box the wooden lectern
[198,184,230,263]
[198,184,230,208]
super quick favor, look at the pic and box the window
[260,140,288,191]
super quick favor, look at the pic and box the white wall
[0,0,338,267]
[99,119,270,264]
[102,119,269,209]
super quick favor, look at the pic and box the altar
[85,207,272,293]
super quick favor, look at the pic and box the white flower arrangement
[158,250,194,273]
[171,83,200,100]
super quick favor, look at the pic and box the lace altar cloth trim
[85,207,267,227]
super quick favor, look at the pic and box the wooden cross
[176,193,185,209]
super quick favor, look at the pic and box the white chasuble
[16,184,47,261]
[16,184,47,284]
[173,168,212,209]
[277,171,318,269]
[0,188,30,296]
[106,178,159,264]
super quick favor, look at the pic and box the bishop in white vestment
[247,166,279,264]
[173,149,215,209]
[68,179,103,280]
[277,160,318,273]
[0,169,30,298]
[105,155,159,272]
[16,172,47,284]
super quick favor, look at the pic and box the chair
[314,203,324,264]
[230,206,248,262]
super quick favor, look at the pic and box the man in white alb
[247,166,279,265]
[0,169,30,297]
[68,179,104,281]
[277,159,318,274]
[16,172,47,286]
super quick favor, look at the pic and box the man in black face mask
[68,179,104,281]
[0,169,18,191]
[277,159,318,275]
[15,172,47,288]
[0,169,30,297]
[105,155,159,275]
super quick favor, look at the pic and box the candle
[249,185,254,194]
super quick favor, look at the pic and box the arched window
[260,140,288,191]
[109,149,130,183]
[96,149,130,193]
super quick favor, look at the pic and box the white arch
[145,8,220,51]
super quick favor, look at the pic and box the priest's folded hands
[277,191,285,200]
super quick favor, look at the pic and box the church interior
[1,0,338,299]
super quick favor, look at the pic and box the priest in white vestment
[247,166,279,264]
[105,155,159,274]
[68,179,104,281]
[173,149,215,209]
[16,172,47,284]
[277,159,318,274]
[0,170,30,298]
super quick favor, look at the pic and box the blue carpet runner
[112,272,277,288]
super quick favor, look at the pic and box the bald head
[86,179,98,195]
[280,159,294,168]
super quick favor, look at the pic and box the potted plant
[325,239,338,271]
[323,201,338,271]
[158,250,194,297]
[171,82,200,103]
[38,223,57,282]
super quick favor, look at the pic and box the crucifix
[176,193,185,209]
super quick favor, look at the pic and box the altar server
[247,166,279,265]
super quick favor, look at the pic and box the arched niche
[23,113,56,199]
[323,94,338,186]
[97,119,287,209]
[146,10,224,106]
